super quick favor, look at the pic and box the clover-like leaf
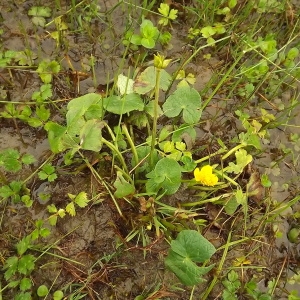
[163,87,202,124]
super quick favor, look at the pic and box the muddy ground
[1,0,300,299]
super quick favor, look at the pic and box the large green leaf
[44,122,67,153]
[165,230,216,286]
[66,93,102,128]
[163,87,202,124]
[103,93,144,114]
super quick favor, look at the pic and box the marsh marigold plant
[194,165,218,186]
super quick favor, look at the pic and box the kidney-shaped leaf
[165,230,216,286]
[163,87,202,124]
[146,157,182,195]
[134,66,171,94]
[67,93,102,126]
[171,230,216,262]
[165,250,214,286]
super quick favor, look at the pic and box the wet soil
[1,1,300,299]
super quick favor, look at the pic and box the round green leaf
[37,284,49,297]
[163,87,202,124]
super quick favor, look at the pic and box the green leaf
[21,154,36,165]
[20,277,32,291]
[27,117,43,127]
[44,122,67,153]
[37,285,49,296]
[79,119,104,151]
[0,181,22,199]
[36,60,60,83]
[165,230,216,285]
[74,192,89,208]
[261,174,272,187]
[114,172,135,198]
[3,256,18,280]
[67,93,102,127]
[146,158,182,195]
[227,149,252,174]
[47,204,57,213]
[66,202,76,216]
[28,6,51,17]
[16,235,32,255]
[200,26,216,38]
[134,66,171,94]
[228,0,237,8]
[141,37,155,49]
[163,87,202,124]
[103,94,144,115]
[15,292,32,300]
[224,196,239,215]
[36,105,50,121]
[18,254,35,275]
[0,149,21,172]
[53,290,64,300]
[287,47,299,60]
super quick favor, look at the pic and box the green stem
[221,143,246,160]
[122,124,139,177]
[101,138,129,175]
[150,67,161,168]
[201,231,232,299]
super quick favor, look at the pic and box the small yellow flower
[194,165,218,186]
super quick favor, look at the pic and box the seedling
[28,6,52,27]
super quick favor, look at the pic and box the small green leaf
[3,256,18,280]
[53,290,64,300]
[28,6,51,17]
[44,122,67,153]
[200,26,216,38]
[18,254,35,275]
[66,202,76,216]
[37,285,49,297]
[74,192,89,208]
[36,105,50,122]
[226,149,252,174]
[0,149,21,172]
[163,87,202,124]
[16,236,32,255]
[20,278,32,291]
[261,174,272,187]
[47,204,57,213]
[114,172,135,198]
[21,154,36,165]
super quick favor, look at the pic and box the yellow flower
[194,165,218,186]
